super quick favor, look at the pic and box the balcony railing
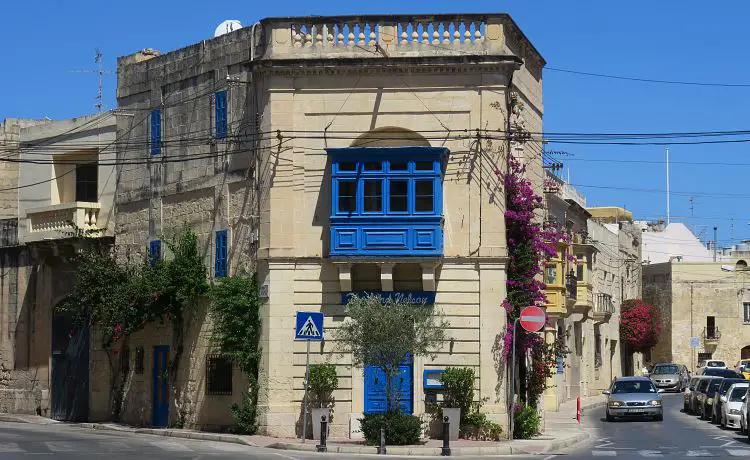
[594,293,615,315]
[26,202,102,242]
[703,327,721,343]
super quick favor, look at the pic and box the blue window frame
[328,146,447,257]
[215,91,227,139]
[149,240,161,266]
[215,229,228,277]
[150,109,161,155]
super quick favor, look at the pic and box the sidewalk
[0,395,605,456]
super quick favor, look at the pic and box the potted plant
[440,367,475,441]
[308,363,338,440]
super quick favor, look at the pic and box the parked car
[699,360,728,372]
[604,376,664,422]
[721,382,749,429]
[702,368,743,378]
[735,360,750,374]
[690,376,713,414]
[701,378,725,421]
[650,363,690,392]
[684,376,701,413]
[741,364,750,380]
[695,376,721,418]
[712,378,746,423]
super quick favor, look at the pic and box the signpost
[509,306,547,440]
[690,337,699,349]
[295,311,325,442]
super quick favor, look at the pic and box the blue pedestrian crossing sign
[295,311,324,340]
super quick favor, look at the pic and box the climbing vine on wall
[56,226,209,421]
[496,93,570,406]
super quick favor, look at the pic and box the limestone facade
[541,171,641,411]
[645,258,750,373]
[0,114,116,418]
[107,14,545,436]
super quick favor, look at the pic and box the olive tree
[335,293,450,412]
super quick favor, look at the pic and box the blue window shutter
[215,230,228,277]
[150,109,161,155]
[215,91,227,139]
[149,240,161,266]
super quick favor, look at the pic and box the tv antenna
[68,49,115,112]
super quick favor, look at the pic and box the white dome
[214,20,242,37]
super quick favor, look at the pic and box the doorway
[152,345,169,427]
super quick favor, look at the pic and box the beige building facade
[105,14,546,437]
[541,171,641,411]
[0,114,116,419]
[643,225,750,372]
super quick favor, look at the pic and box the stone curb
[269,441,515,456]
[71,423,259,447]
[0,415,60,425]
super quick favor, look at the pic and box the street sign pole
[295,311,324,442]
[302,339,311,442]
[509,317,519,440]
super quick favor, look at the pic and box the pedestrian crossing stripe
[297,316,321,338]
[592,449,750,457]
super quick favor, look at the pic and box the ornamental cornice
[249,56,522,78]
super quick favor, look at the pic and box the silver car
[650,363,689,392]
[604,376,664,422]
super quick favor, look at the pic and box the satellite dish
[214,20,242,37]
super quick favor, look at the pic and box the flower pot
[311,408,331,441]
[442,407,460,441]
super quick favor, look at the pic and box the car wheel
[655,414,664,422]
[606,410,615,422]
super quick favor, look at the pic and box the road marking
[271,453,300,460]
[0,443,23,452]
[592,450,617,456]
[638,450,663,457]
[99,441,134,451]
[686,450,713,457]
[727,449,750,457]
[44,442,75,452]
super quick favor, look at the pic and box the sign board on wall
[341,291,437,305]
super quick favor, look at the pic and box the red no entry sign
[519,306,546,332]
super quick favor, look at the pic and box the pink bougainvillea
[499,155,570,402]
[620,299,661,351]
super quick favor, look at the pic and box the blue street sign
[341,291,436,305]
[295,311,324,341]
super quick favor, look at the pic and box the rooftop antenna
[68,48,114,112]
[689,196,694,217]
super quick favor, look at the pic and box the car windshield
[708,361,726,367]
[730,387,748,402]
[720,380,744,395]
[612,380,657,394]
[707,380,723,396]
[653,365,679,375]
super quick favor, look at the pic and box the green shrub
[230,392,258,435]
[460,411,503,441]
[360,412,422,445]
[441,367,475,424]
[308,364,338,408]
[514,405,540,439]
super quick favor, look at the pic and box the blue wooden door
[364,362,413,414]
[152,346,169,427]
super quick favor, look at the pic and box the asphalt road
[564,393,750,458]
[0,421,548,460]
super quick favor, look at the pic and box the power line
[545,67,750,88]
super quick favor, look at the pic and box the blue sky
[2,1,748,245]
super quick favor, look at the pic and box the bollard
[441,416,451,456]
[377,425,387,455]
[316,415,328,453]
[576,396,581,423]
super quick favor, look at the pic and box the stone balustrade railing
[594,293,615,314]
[259,14,545,65]
[27,202,102,238]
[290,19,486,49]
